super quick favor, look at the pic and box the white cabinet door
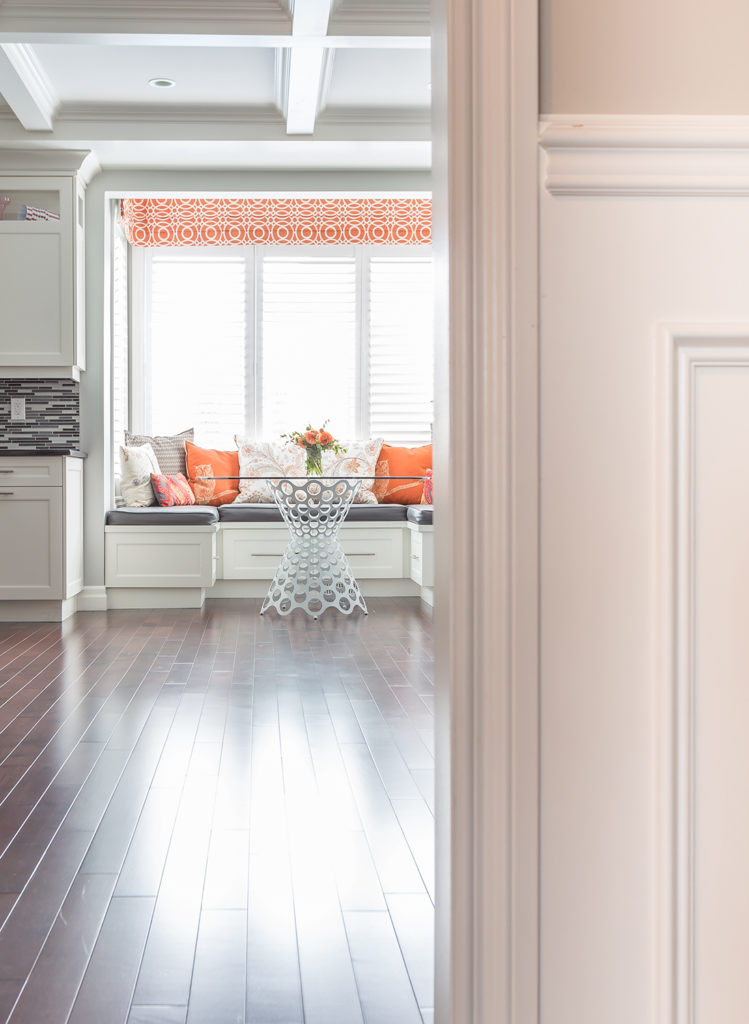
[0,233,66,364]
[0,488,63,598]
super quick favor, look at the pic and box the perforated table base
[260,478,368,619]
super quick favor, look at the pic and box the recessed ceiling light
[149,78,175,89]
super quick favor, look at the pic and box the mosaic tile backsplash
[0,378,80,449]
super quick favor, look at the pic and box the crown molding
[0,0,292,33]
[541,117,749,196]
[0,145,99,180]
[56,103,284,126]
[0,102,429,144]
[318,105,430,127]
[329,0,429,35]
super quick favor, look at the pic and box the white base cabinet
[0,456,83,618]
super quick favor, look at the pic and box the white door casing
[432,0,540,1022]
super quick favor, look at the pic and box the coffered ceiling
[0,0,432,171]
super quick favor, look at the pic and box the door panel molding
[658,324,749,1024]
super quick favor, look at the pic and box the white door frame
[432,0,540,1021]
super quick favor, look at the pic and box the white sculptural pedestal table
[260,476,368,619]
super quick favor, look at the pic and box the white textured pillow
[323,439,384,504]
[234,438,305,503]
[120,442,160,507]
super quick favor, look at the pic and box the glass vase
[306,446,323,476]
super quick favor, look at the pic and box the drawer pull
[0,469,12,474]
[0,491,14,496]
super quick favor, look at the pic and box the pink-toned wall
[541,0,749,114]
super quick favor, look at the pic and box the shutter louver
[260,256,357,440]
[149,252,248,449]
[368,257,434,446]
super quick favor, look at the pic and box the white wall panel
[540,123,749,1024]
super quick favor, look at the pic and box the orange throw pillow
[185,441,240,506]
[373,443,432,504]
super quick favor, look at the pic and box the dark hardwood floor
[0,598,434,1024]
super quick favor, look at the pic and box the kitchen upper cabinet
[0,151,94,379]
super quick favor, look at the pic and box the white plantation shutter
[368,256,434,445]
[135,245,435,452]
[149,251,248,448]
[112,222,129,474]
[260,255,357,440]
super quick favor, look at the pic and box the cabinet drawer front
[0,458,63,487]
[409,527,434,587]
[0,488,63,598]
[220,525,407,580]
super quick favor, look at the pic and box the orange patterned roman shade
[120,197,432,247]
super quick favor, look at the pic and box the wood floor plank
[186,909,246,1024]
[68,895,155,1024]
[338,742,426,895]
[8,872,117,1023]
[343,911,423,1024]
[279,697,363,1024]
[386,893,435,1013]
[132,740,221,1006]
[391,798,435,901]
[79,706,177,875]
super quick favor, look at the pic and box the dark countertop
[0,448,87,458]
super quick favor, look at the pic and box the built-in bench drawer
[105,526,218,588]
[219,523,408,580]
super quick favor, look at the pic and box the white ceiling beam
[0,43,56,130]
[285,0,331,135]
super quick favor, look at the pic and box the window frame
[130,241,432,443]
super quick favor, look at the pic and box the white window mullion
[244,247,256,440]
[356,248,370,440]
[129,246,150,435]
[254,245,265,440]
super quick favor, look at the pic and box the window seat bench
[104,504,434,610]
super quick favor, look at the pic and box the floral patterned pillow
[233,438,305,503]
[322,438,384,504]
[150,472,195,507]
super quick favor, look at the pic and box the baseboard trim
[106,587,206,609]
[0,597,78,622]
[77,586,108,612]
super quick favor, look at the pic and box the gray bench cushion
[106,506,219,526]
[406,505,433,526]
[218,503,409,524]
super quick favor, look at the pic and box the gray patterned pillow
[124,428,194,476]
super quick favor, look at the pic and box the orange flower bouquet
[281,422,346,476]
